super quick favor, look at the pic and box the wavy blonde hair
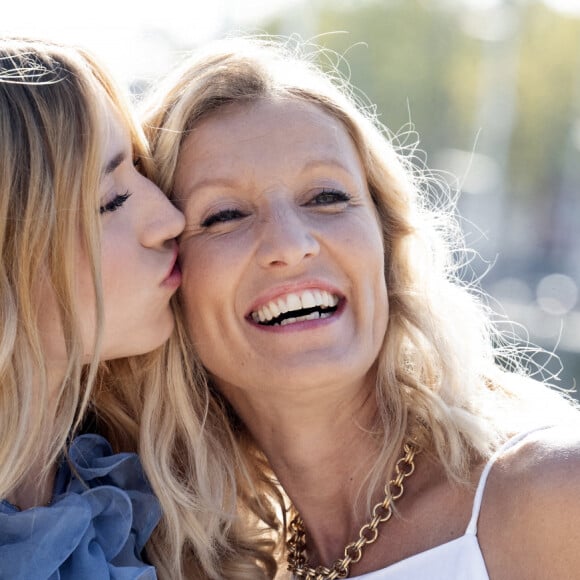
[0,37,202,579]
[140,37,578,578]
[0,37,120,496]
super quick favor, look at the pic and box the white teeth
[251,288,340,325]
[276,299,286,315]
[285,293,302,312]
[269,301,281,317]
[300,290,316,309]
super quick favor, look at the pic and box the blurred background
[3,0,579,391]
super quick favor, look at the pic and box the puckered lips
[161,242,182,289]
[247,287,343,328]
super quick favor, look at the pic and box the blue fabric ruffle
[0,434,161,579]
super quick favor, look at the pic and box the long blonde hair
[141,37,578,578]
[0,37,115,494]
[0,37,194,579]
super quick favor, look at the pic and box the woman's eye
[99,191,132,215]
[202,208,246,228]
[307,189,351,206]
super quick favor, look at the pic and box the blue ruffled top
[0,434,161,580]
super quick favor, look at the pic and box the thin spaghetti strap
[465,425,552,535]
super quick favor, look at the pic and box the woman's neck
[275,418,381,566]
[223,375,386,565]
[6,461,58,511]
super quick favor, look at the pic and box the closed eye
[100,191,132,215]
[202,208,247,227]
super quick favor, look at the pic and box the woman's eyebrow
[102,151,126,177]
[182,177,238,196]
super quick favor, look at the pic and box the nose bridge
[141,181,185,247]
[256,198,319,268]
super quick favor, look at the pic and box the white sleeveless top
[347,427,549,580]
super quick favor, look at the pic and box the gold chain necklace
[286,442,418,580]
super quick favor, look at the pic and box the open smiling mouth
[250,289,340,327]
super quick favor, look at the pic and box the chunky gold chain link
[287,442,418,580]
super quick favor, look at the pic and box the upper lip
[246,280,344,318]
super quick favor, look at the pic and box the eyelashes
[200,189,352,228]
[100,191,132,215]
[201,208,247,228]
[307,188,351,206]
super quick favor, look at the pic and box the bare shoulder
[503,421,580,471]
[503,422,580,490]
[479,422,580,580]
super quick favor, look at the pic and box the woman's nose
[255,206,320,269]
[141,179,186,247]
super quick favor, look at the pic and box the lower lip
[162,262,182,289]
[247,300,345,332]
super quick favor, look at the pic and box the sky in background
[0,0,302,83]
[2,0,579,85]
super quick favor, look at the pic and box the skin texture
[478,424,580,580]
[174,98,580,578]
[38,103,185,368]
[13,103,185,512]
[174,98,388,406]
